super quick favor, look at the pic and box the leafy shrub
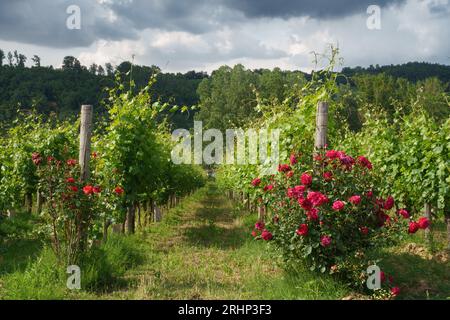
[250,149,430,294]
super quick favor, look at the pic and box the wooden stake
[79,105,93,181]
[126,203,135,234]
[446,215,450,252]
[258,205,265,222]
[75,104,94,250]
[315,102,329,150]
[424,203,433,247]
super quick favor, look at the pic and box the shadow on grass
[379,250,450,300]
[183,224,248,249]
[0,239,45,276]
[182,186,249,249]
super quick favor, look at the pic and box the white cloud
[1,0,448,72]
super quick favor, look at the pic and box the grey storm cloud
[222,0,406,19]
[0,0,137,48]
[0,0,413,48]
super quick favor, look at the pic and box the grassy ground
[1,182,449,300]
[95,183,350,299]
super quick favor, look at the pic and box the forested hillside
[1,48,449,131]
[342,62,450,83]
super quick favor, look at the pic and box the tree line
[1,48,449,133]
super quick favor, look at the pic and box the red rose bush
[250,149,430,295]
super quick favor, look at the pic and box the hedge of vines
[0,75,205,263]
[216,51,450,291]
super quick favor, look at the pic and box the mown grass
[1,182,448,300]
[0,232,144,299]
[96,183,351,300]
[375,221,450,300]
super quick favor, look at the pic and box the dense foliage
[215,50,449,297]
[0,74,206,264]
[0,51,206,129]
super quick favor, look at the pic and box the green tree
[31,55,41,67]
[196,64,259,130]
[0,49,5,67]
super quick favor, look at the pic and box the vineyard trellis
[0,79,206,264]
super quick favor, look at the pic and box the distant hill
[342,62,450,84]
[0,56,207,129]
[1,49,449,131]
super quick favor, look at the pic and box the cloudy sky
[0,0,449,73]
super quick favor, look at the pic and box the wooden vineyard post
[79,105,93,181]
[78,105,93,249]
[126,204,136,234]
[36,190,43,214]
[314,102,328,178]
[154,204,162,222]
[258,205,265,222]
[446,213,450,252]
[424,203,433,248]
[315,102,329,150]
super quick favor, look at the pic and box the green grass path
[100,182,350,300]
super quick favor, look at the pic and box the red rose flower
[278,164,291,173]
[325,150,339,159]
[391,287,400,297]
[83,185,94,195]
[289,154,298,165]
[32,152,42,166]
[114,186,124,195]
[418,217,430,229]
[307,208,319,221]
[255,221,265,231]
[263,184,274,192]
[348,195,361,205]
[366,190,373,198]
[66,177,76,184]
[296,224,309,236]
[378,212,391,226]
[301,173,312,186]
[298,197,313,211]
[294,185,305,194]
[408,221,420,234]
[332,200,345,211]
[251,230,258,237]
[251,178,261,187]
[66,159,77,167]
[323,171,333,181]
[320,235,332,247]
[261,229,273,241]
[314,154,323,162]
[384,196,395,210]
[339,154,355,169]
[380,271,386,283]
[288,185,305,199]
[69,185,78,192]
[286,171,294,178]
[357,156,373,170]
[93,186,102,194]
[307,191,329,207]
[397,208,410,219]
[360,226,369,235]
